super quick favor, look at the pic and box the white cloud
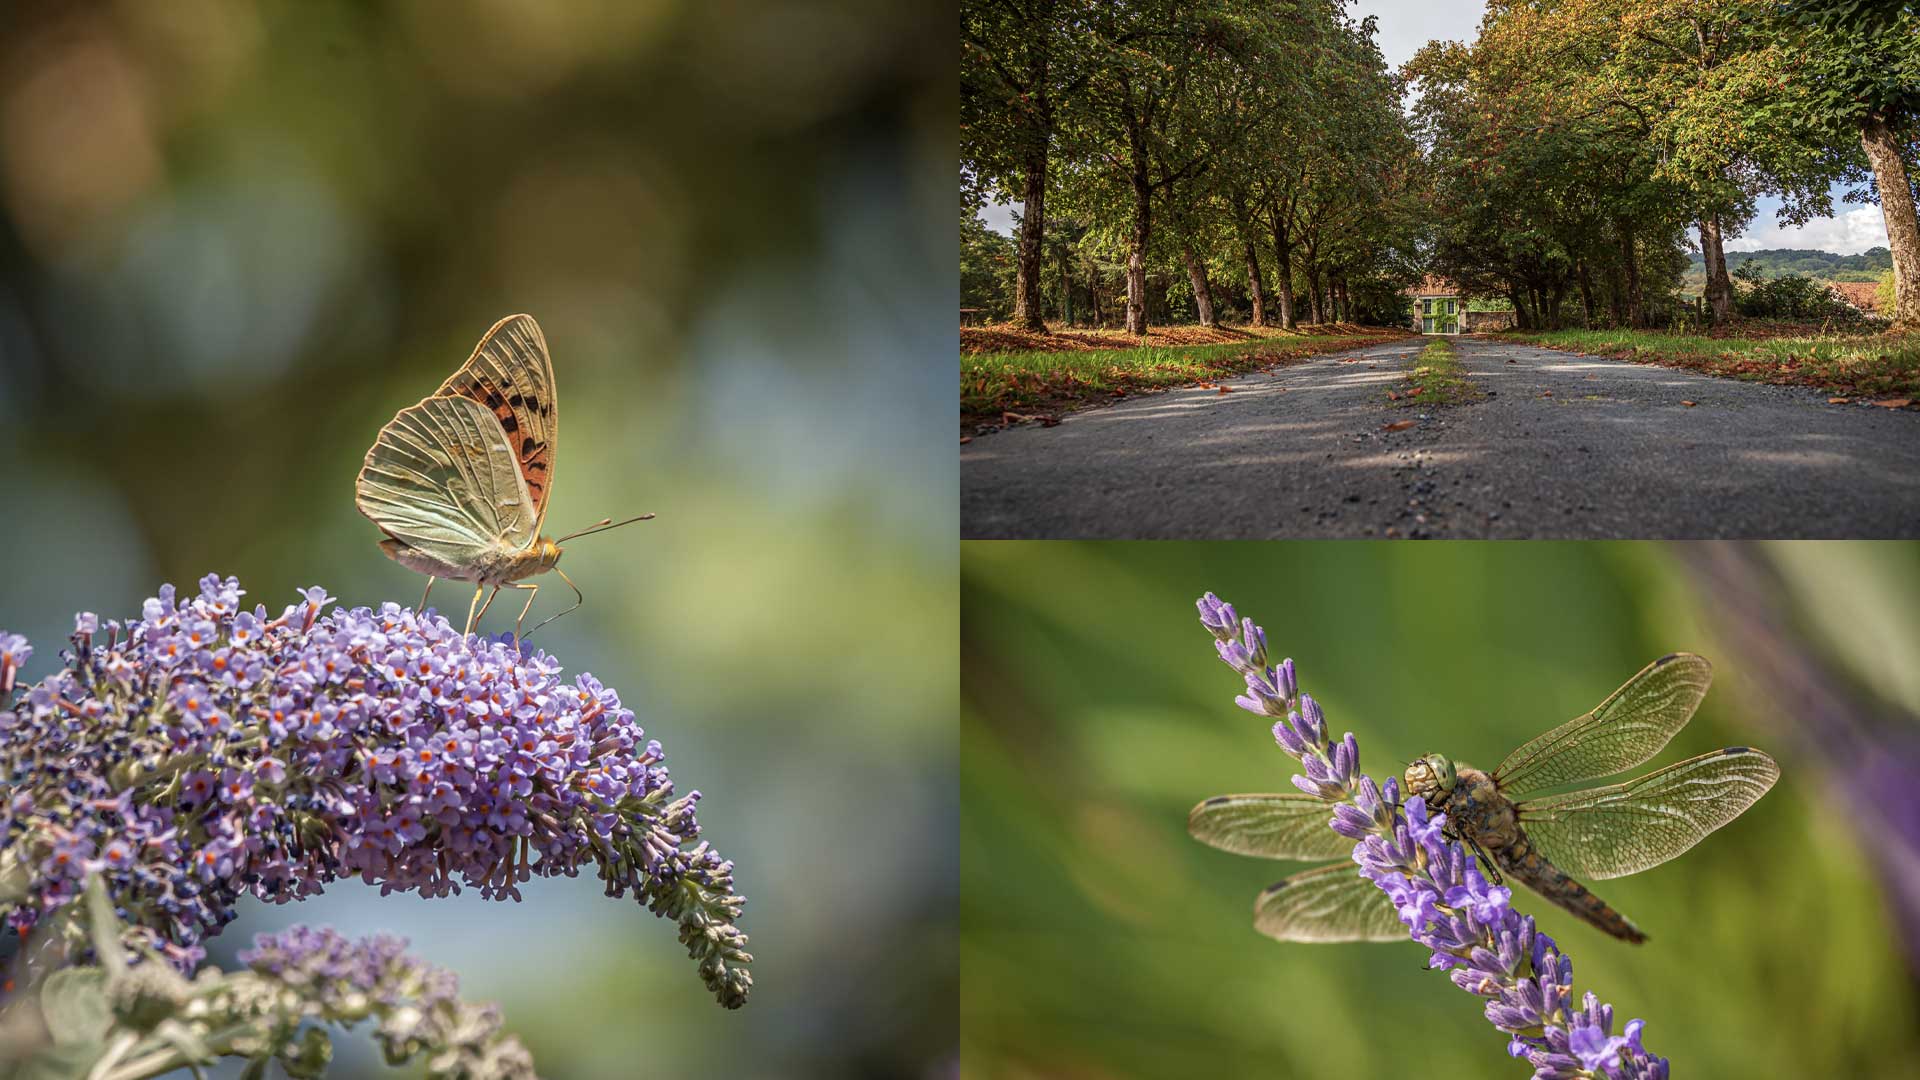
[1352,0,1488,70]
[1724,206,1890,254]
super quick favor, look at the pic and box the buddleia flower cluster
[0,575,751,1015]
[1196,592,1668,1080]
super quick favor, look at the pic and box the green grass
[961,331,1404,422]
[1505,327,1920,400]
[1398,337,1479,405]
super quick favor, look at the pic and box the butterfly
[355,313,651,638]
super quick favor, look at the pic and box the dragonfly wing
[1494,653,1714,797]
[1518,747,1779,880]
[1253,862,1403,943]
[1188,794,1356,860]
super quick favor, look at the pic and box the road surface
[960,336,1920,538]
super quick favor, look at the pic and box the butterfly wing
[356,394,536,566]
[434,314,558,529]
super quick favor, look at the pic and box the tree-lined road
[960,337,1920,538]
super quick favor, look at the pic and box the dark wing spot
[509,394,526,408]
[1724,745,1749,754]
[1655,652,1682,664]
[1261,880,1288,896]
[526,461,547,472]
[1202,796,1231,806]
[486,390,505,408]
[499,414,519,433]
[520,437,536,456]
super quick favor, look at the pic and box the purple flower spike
[0,576,752,1008]
[1192,592,1670,1079]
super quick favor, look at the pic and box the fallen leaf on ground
[1505,358,1517,364]
[1540,391,1553,397]
[1383,420,1417,432]
[1828,397,1850,404]
[1387,390,1400,401]
[1873,398,1913,409]
[1681,400,1697,407]
[959,436,972,444]
[1406,387,1424,397]
[1217,386,1233,395]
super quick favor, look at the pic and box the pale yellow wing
[356,394,535,565]
[1188,794,1356,861]
[1494,653,1714,797]
[1518,747,1779,880]
[1253,862,1403,943]
[434,314,558,529]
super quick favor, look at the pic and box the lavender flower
[1194,592,1669,1080]
[0,575,751,1008]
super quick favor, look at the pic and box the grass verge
[1503,327,1920,404]
[961,327,1409,429]
[1394,337,1479,406]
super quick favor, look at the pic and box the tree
[962,0,1081,331]
[1786,1,1920,329]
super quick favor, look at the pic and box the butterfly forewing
[1493,653,1714,797]
[1188,794,1356,861]
[356,394,535,562]
[1517,747,1779,880]
[1253,862,1402,943]
[434,313,558,527]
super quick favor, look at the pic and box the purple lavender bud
[1196,593,1238,639]
[1274,658,1297,702]
[1297,694,1326,744]
[0,578,752,1009]
[1330,804,1375,841]
[1271,718,1307,755]
[1239,617,1268,668]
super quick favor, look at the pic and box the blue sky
[979,0,1890,255]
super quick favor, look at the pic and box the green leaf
[38,969,109,1047]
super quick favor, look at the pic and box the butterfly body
[376,536,562,586]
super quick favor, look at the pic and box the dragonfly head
[1403,753,1458,802]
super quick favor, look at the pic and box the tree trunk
[1057,243,1072,326]
[1509,286,1532,331]
[1862,109,1920,330]
[1181,242,1215,327]
[1243,239,1266,326]
[1088,262,1101,328]
[1337,277,1351,324]
[1577,261,1596,327]
[1125,190,1150,336]
[1606,255,1626,328]
[1618,223,1643,327]
[1304,260,1323,324]
[1699,215,1733,326]
[1013,141,1049,332]
[1270,211,1296,329]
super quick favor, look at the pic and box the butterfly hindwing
[355,394,536,565]
[434,314,558,527]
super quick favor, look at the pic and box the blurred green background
[962,541,1920,1079]
[0,2,953,1076]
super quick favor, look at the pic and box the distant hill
[1688,247,1892,282]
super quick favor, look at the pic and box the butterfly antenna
[556,513,655,543]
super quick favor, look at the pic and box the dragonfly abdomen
[1496,834,1647,945]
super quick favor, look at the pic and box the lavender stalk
[1195,592,1668,1080]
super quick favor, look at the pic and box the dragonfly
[1188,653,1778,944]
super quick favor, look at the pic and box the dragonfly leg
[1465,836,1503,886]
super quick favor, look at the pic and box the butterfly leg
[474,586,504,627]
[523,567,585,640]
[463,584,486,637]
[503,583,540,642]
[420,576,437,614]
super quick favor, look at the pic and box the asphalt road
[960,336,1920,538]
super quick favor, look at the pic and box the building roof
[1827,280,1881,313]
[1405,274,1460,298]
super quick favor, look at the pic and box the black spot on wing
[499,414,519,433]
[521,437,536,456]
[1724,745,1749,754]
[1202,796,1232,806]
